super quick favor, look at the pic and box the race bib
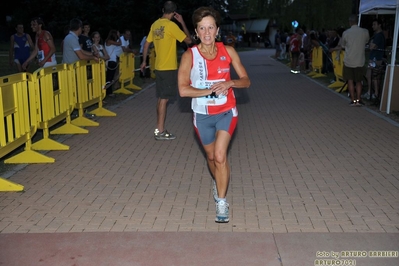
[195,79,227,106]
[37,50,45,62]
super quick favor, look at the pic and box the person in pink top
[178,6,250,223]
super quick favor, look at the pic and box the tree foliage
[4,0,356,42]
[228,0,354,32]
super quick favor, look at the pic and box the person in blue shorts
[178,6,250,223]
[9,23,34,73]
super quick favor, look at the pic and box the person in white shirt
[120,29,136,54]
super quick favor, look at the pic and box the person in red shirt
[22,17,57,70]
[289,28,303,73]
[178,6,250,223]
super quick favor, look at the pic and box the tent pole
[386,0,399,114]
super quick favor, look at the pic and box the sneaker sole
[154,136,176,140]
[215,217,229,223]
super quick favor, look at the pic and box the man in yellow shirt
[140,1,192,140]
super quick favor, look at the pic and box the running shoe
[349,101,359,107]
[356,99,364,106]
[215,199,229,223]
[154,129,176,140]
[361,92,370,99]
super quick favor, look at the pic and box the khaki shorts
[343,65,366,82]
[155,70,178,99]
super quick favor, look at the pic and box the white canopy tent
[359,0,399,113]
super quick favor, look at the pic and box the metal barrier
[30,64,88,151]
[329,50,347,92]
[114,53,142,95]
[0,73,54,164]
[307,47,326,78]
[0,59,126,191]
[71,59,115,127]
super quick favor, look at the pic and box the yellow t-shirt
[147,18,187,71]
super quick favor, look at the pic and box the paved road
[1,48,398,265]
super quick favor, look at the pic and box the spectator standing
[274,30,281,59]
[79,21,93,52]
[225,31,237,48]
[363,19,386,100]
[327,29,341,73]
[140,1,192,140]
[289,28,302,73]
[22,17,57,70]
[318,28,327,45]
[111,29,135,90]
[237,34,243,48]
[120,29,136,54]
[178,6,250,223]
[340,14,369,106]
[91,31,110,61]
[9,23,34,72]
[62,18,99,64]
[309,31,329,74]
[104,29,123,96]
[328,29,341,53]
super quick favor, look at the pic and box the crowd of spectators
[8,17,142,98]
[275,17,387,105]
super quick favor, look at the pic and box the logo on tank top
[217,67,230,74]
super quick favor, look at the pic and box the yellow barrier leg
[32,128,69,151]
[126,84,142,90]
[88,97,117,117]
[50,123,89,134]
[5,150,55,164]
[113,87,134,94]
[89,107,116,117]
[312,73,327,78]
[51,114,89,134]
[71,108,99,127]
[72,116,99,127]
[328,80,345,88]
[0,178,24,192]
[307,70,318,76]
[335,83,348,92]
[32,138,69,151]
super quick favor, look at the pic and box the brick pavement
[1,49,399,235]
